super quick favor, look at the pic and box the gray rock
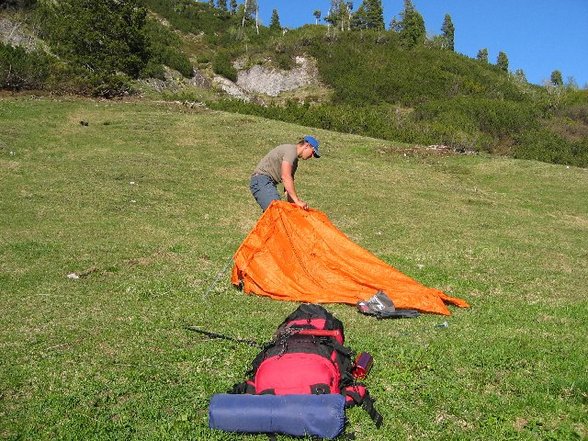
[236,56,320,97]
[0,17,40,52]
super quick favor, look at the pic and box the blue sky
[251,0,588,87]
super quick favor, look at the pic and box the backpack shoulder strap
[361,390,383,428]
[342,384,383,428]
[228,380,255,394]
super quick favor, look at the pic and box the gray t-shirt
[252,144,299,184]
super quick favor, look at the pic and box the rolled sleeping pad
[209,393,346,439]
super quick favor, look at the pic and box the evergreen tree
[43,0,149,79]
[351,4,368,30]
[208,0,214,7]
[552,70,564,86]
[441,14,454,51]
[364,0,384,30]
[270,9,281,31]
[313,9,322,25]
[389,16,401,32]
[514,69,527,83]
[397,0,425,47]
[326,0,349,31]
[497,51,509,72]
[230,0,237,14]
[476,48,489,63]
[217,0,227,12]
[550,70,563,86]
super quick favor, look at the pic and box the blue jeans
[250,174,280,211]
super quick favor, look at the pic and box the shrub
[142,0,238,40]
[415,98,540,140]
[212,50,237,82]
[514,129,588,167]
[39,0,150,79]
[142,18,193,78]
[0,0,37,9]
[560,104,588,125]
[87,72,134,98]
[0,43,51,90]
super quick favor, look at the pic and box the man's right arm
[281,161,308,209]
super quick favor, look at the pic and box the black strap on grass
[344,388,383,428]
[361,391,383,428]
[185,326,262,348]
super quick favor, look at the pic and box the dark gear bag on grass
[357,290,420,319]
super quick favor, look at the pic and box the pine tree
[313,9,321,25]
[441,14,454,51]
[356,0,384,29]
[397,0,425,47]
[351,4,368,30]
[550,70,563,86]
[476,48,489,63]
[389,16,401,32]
[326,0,348,31]
[364,0,384,30]
[41,0,149,84]
[217,0,227,12]
[230,0,237,14]
[497,51,509,72]
[514,69,527,83]
[270,9,281,31]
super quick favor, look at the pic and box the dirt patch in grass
[378,144,478,158]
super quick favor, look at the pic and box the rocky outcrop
[212,76,251,102]
[189,69,212,89]
[236,56,320,97]
[1,14,322,103]
[0,17,41,51]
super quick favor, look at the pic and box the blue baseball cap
[303,135,320,158]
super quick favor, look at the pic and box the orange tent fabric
[232,201,469,315]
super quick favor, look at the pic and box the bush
[0,0,37,10]
[142,0,237,38]
[514,129,588,167]
[415,98,540,140]
[38,0,149,79]
[87,72,134,98]
[212,50,237,82]
[0,43,51,90]
[142,18,193,78]
[560,103,588,125]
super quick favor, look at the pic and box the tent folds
[232,201,469,316]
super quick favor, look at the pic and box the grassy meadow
[0,96,587,440]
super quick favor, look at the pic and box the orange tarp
[231,201,469,315]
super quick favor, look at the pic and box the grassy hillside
[2,2,588,167]
[1,96,586,439]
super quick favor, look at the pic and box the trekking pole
[203,254,234,298]
[185,325,262,348]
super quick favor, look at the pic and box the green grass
[1,96,587,440]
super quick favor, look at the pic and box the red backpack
[230,304,383,427]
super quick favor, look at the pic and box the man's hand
[295,199,309,210]
[286,191,308,210]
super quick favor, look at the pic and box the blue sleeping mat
[209,393,346,439]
